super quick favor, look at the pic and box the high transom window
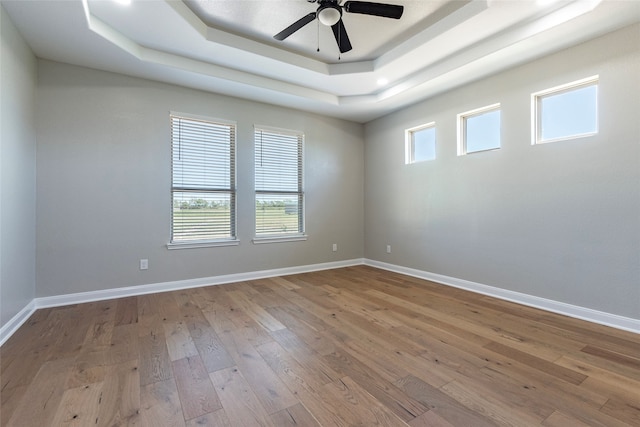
[406,123,436,164]
[458,103,501,155]
[532,76,598,144]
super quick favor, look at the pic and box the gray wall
[1,6,37,327]
[364,24,640,319]
[36,60,364,297]
[3,11,637,326]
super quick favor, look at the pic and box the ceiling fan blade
[274,12,317,41]
[331,20,352,53]
[344,1,404,19]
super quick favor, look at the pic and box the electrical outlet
[140,259,149,270]
[332,243,338,252]
[386,245,391,254]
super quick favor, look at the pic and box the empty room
[1,0,639,426]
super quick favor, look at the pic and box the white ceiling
[3,0,639,122]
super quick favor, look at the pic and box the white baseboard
[0,258,363,346]
[34,258,365,309]
[0,300,36,346]
[365,259,640,334]
[2,257,637,346]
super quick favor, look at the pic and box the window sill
[252,235,308,245]
[167,239,240,250]
[534,131,597,145]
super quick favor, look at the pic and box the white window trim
[405,122,436,164]
[169,111,237,246]
[457,103,501,156]
[170,111,237,128]
[167,239,240,250]
[254,124,304,138]
[252,234,308,245]
[531,75,599,145]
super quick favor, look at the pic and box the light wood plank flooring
[1,266,639,426]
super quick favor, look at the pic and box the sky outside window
[412,126,436,162]
[464,108,501,153]
[539,83,597,142]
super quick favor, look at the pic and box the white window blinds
[254,127,304,237]
[171,114,236,242]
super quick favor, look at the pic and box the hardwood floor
[1,266,639,426]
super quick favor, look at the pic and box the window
[254,126,305,240]
[532,76,598,144]
[458,103,501,155]
[170,114,236,247]
[406,123,436,164]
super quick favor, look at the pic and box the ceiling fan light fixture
[274,0,403,53]
[318,6,341,26]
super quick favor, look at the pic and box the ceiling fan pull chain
[338,22,341,60]
[317,18,320,52]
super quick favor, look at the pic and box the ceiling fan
[274,0,404,54]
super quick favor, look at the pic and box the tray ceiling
[3,0,639,122]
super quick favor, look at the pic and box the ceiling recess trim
[63,0,639,122]
[81,0,339,105]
